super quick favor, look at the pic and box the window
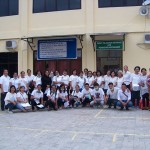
[98,0,143,8]
[33,0,81,13]
[0,0,18,17]
[57,0,69,11]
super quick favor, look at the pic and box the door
[0,52,18,77]
[96,50,122,74]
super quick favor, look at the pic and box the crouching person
[117,83,133,110]
[57,84,69,109]
[90,83,105,108]
[106,83,118,109]
[82,83,93,107]
[70,85,83,108]
[30,84,44,111]
[46,85,58,111]
[4,85,17,113]
[16,86,31,112]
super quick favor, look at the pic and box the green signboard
[96,40,123,50]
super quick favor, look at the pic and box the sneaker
[8,110,13,114]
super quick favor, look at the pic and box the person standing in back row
[123,65,131,90]
[130,66,141,108]
[0,69,10,111]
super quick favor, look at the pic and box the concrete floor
[0,108,150,150]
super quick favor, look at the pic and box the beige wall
[124,33,150,72]
[0,0,150,74]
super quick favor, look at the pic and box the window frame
[98,0,143,8]
[33,0,81,14]
[0,0,19,17]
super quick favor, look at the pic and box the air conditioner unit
[139,6,149,16]
[6,40,17,49]
[144,34,150,43]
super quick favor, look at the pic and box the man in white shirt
[31,84,44,111]
[46,84,58,110]
[123,65,131,89]
[106,83,118,109]
[82,83,93,107]
[70,85,83,107]
[90,83,105,108]
[10,72,19,91]
[0,69,10,111]
[117,83,133,110]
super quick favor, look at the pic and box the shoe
[108,106,111,109]
[126,108,129,111]
[7,110,13,114]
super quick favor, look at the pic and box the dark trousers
[1,92,7,111]
[131,91,140,106]
[31,99,42,110]
[5,103,16,111]
[70,99,76,107]
[107,98,118,108]
[31,99,38,110]
[57,98,65,108]
[82,98,91,107]
[70,98,81,107]
[45,100,56,110]
[142,93,149,107]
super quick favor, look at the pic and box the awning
[89,33,126,51]
[21,34,85,51]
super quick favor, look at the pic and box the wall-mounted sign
[37,38,77,60]
[96,40,123,50]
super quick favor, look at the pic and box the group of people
[0,65,150,113]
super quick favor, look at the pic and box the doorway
[96,50,122,74]
[33,49,82,75]
[0,52,18,77]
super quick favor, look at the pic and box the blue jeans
[117,100,133,109]
[16,103,25,111]
[107,98,118,108]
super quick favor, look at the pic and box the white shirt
[116,77,124,89]
[82,88,93,99]
[4,92,17,105]
[130,73,141,91]
[26,75,35,83]
[97,76,104,88]
[107,87,118,99]
[92,88,104,101]
[58,91,68,99]
[0,75,10,92]
[53,76,62,87]
[86,76,95,87]
[61,75,69,86]
[71,90,83,99]
[77,77,85,89]
[69,75,78,90]
[110,77,117,86]
[18,77,28,91]
[123,71,131,85]
[31,89,43,104]
[140,75,148,95]
[47,90,58,101]
[10,78,19,89]
[104,75,111,89]
[17,92,28,102]
[33,76,42,87]
[118,89,131,101]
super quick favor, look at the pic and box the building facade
[0,0,150,76]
